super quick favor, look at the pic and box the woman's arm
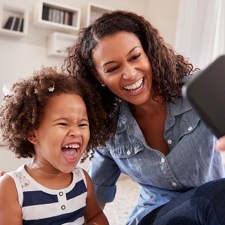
[0,174,22,225]
[83,170,109,225]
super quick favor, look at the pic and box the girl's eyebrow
[80,118,89,123]
[53,118,68,122]
[102,46,140,67]
[53,118,89,123]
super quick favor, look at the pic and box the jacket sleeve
[88,146,121,203]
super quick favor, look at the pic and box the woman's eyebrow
[102,46,140,67]
[128,46,140,55]
[103,60,116,67]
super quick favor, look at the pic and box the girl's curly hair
[0,67,109,162]
[63,10,199,138]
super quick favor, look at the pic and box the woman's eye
[105,66,120,73]
[130,53,141,61]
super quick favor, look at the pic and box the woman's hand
[216,136,225,151]
[0,171,6,176]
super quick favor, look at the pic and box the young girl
[0,67,109,225]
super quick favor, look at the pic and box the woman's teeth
[124,78,143,90]
[124,78,144,93]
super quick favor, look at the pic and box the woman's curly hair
[0,67,109,162]
[63,10,199,137]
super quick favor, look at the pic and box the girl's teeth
[65,144,79,149]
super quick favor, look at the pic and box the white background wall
[0,0,179,171]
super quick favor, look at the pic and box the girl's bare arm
[83,170,109,225]
[0,174,22,225]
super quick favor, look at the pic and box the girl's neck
[25,162,73,190]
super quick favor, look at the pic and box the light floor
[104,176,140,225]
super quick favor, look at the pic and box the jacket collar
[116,97,193,134]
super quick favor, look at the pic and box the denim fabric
[138,178,225,225]
[88,97,225,225]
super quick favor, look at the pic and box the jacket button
[188,126,193,131]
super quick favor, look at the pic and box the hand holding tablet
[183,55,225,138]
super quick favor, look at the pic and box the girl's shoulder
[73,166,88,187]
[0,172,20,210]
[0,172,16,190]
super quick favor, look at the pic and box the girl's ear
[27,132,38,145]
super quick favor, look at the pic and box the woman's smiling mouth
[124,78,144,95]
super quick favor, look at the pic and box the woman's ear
[27,132,38,145]
[95,74,106,87]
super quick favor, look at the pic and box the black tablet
[183,55,225,138]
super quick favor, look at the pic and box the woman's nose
[122,64,137,80]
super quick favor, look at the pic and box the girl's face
[29,93,90,173]
[93,31,152,106]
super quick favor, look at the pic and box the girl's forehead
[42,94,88,119]
[45,93,84,109]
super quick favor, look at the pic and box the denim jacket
[88,97,224,225]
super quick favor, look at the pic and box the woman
[63,10,225,225]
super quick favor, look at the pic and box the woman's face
[93,31,153,106]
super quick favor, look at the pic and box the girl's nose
[68,125,81,136]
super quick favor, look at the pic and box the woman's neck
[130,95,165,117]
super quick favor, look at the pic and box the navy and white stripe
[7,165,87,225]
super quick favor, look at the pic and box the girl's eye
[79,123,89,127]
[58,123,68,127]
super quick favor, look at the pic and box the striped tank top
[7,164,87,225]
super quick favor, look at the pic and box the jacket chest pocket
[109,140,146,179]
[171,110,200,145]
[109,141,144,159]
